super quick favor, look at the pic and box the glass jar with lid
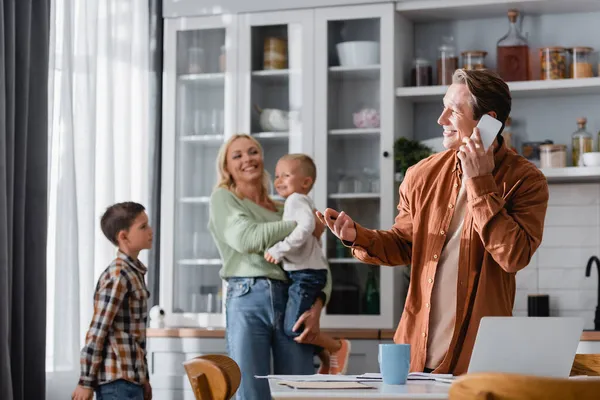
[462,51,487,70]
[569,47,594,78]
[411,57,432,86]
[572,117,593,166]
[540,144,567,168]
[539,47,566,80]
[437,36,458,86]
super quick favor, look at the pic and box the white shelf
[251,132,289,140]
[179,197,211,204]
[329,65,380,81]
[541,166,600,183]
[180,134,224,142]
[328,258,361,264]
[329,193,380,199]
[396,0,600,21]
[396,77,600,102]
[329,128,380,136]
[178,73,225,87]
[251,69,294,84]
[178,259,222,266]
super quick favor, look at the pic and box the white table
[269,380,450,399]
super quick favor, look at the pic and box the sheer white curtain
[46,0,153,397]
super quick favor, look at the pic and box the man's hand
[143,382,153,400]
[264,251,277,264]
[458,127,495,179]
[292,297,323,344]
[72,385,93,400]
[316,209,357,243]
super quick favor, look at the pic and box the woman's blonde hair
[215,134,272,200]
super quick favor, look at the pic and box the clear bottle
[572,117,593,167]
[497,9,530,82]
[363,267,380,315]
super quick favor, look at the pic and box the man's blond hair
[280,153,317,190]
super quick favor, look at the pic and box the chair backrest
[448,372,600,400]
[571,354,600,376]
[183,354,241,400]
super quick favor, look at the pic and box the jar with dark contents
[411,58,432,86]
[437,38,458,85]
[540,47,566,80]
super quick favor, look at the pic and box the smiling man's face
[437,83,478,151]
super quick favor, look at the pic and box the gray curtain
[147,0,163,306]
[0,1,50,399]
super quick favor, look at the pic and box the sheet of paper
[277,381,375,390]
[256,374,377,382]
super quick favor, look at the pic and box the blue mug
[378,343,410,385]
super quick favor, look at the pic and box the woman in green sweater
[208,134,331,400]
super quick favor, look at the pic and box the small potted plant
[394,137,433,182]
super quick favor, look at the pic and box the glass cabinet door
[238,10,315,193]
[161,16,237,326]
[314,4,397,328]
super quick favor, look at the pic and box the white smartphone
[476,114,503,151]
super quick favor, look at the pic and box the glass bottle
[572,117,593,167]
[497,9,530,82]
[437,36,458,86]
[363,267,380,315]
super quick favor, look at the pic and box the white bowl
[582,152,600,167]
[336,41,379,67]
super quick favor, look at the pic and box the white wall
[514,183,600,329]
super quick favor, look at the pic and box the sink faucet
[585,256,600,331]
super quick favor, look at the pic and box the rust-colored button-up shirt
[351,142,549,375]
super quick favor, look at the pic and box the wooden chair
[448,372,600,400]
[183,354,241,400]
[570,354,600,376]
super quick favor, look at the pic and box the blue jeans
[95,379,143,400]
[284,269,327,339]
[225,277,315,400]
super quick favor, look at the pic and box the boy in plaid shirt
[72,202,153,400]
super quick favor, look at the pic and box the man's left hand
[458,127,495,179]
[292,297,323,344]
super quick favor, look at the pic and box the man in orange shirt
[317,69,549,375]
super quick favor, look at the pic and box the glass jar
[497,9,531,81]
[263,37,287,70]
[219,45,226,72]
[540,144,567,168]
[522,140,552,168]
[411,57,432,86]
[187,47,205,74]
[462,50,487,70]
[572,117,593,166]
[437,36,458,86]
[569,47,594,78]
[539,47,566,80]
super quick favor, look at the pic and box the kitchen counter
[381,330,600,341]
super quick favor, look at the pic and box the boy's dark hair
[100,202,146,246]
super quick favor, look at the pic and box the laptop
[467,316,584,378]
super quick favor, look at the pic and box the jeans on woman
[225,277,315,400]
